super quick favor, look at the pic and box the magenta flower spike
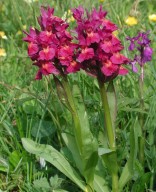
[72,6,129,83]
[23,7,81,80]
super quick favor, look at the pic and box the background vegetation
[0,0,156,191]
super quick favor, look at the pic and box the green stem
[139,66,145,167]
[62,76,94,192]
[61,76,83,154]
[61,76,76,113]
[98,80,115,149]
[98,80,119,192]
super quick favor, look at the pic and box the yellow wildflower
[68,9,72,16]
[113,30,118,37]
[99,0,105,2]
[148,14,156,22]
[24,0,38,3]
[17,30,22,35]
[0,48,6,57]
[23,25,27,30]
[125,16,138,26]
[67,16,75,23]
[0,31,7,39]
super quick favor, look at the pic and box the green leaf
[132,172,151,192]
[49,175,62,189]
[101,152,118,175]
[72,85,98,185]
[0,157,8,172]
[93,159,109,192]
[31,119,56,138]
[62,132,83,174]
[119,119,138,190]
[98,147,114,156]
[54,77,98,187]
[9,150,21,170]
[94,172,109,192]
[22,138,86,191]
[107,81,117,130]
[53,76,72,112]
[33,177,50,190]
[18,93,42,115]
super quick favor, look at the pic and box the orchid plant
[22,5,152,192]
[127,31,153,168]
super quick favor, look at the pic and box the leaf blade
[22,138,86,191]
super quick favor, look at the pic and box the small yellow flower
[0,31,7,39]
[99,0,105,2]
[24,0,38,3]
[113,30,118,37]
[67,9,72,16]
[125,16,138,26]
[148,14,156,22]
[67,16,75,23]
[0,48,6,57]
[17,30,22,35]
[70,16,75,22]
[23,25,27,30]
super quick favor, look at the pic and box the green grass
[0,0,156,191]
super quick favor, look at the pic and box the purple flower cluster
[127,31,153,72]
[23,7,81,79]
[72,6,129,83]
[23,6,129,82]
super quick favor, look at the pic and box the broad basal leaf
[22,138,86,191]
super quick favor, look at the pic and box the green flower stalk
[98,80,115,150]
[139,66,145,166]
[98,79,119,192]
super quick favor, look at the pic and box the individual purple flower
[127,31,153,72]
[131,58,138,73]
[126,35,139,51]
[142,46,153,63]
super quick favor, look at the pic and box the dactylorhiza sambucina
[126,31,153,73]
[23,7,81,79]
[72,6,129,83]
[23,6,129,82]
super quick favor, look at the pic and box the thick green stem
[61,76,94,191]
[139,66,145,167]
[112,171,119,192]
[61,76,76,113]
[61,76,83,154]
[98,80,119,192]
[98,80,115,149]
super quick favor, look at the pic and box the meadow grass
[0,0,156,191]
